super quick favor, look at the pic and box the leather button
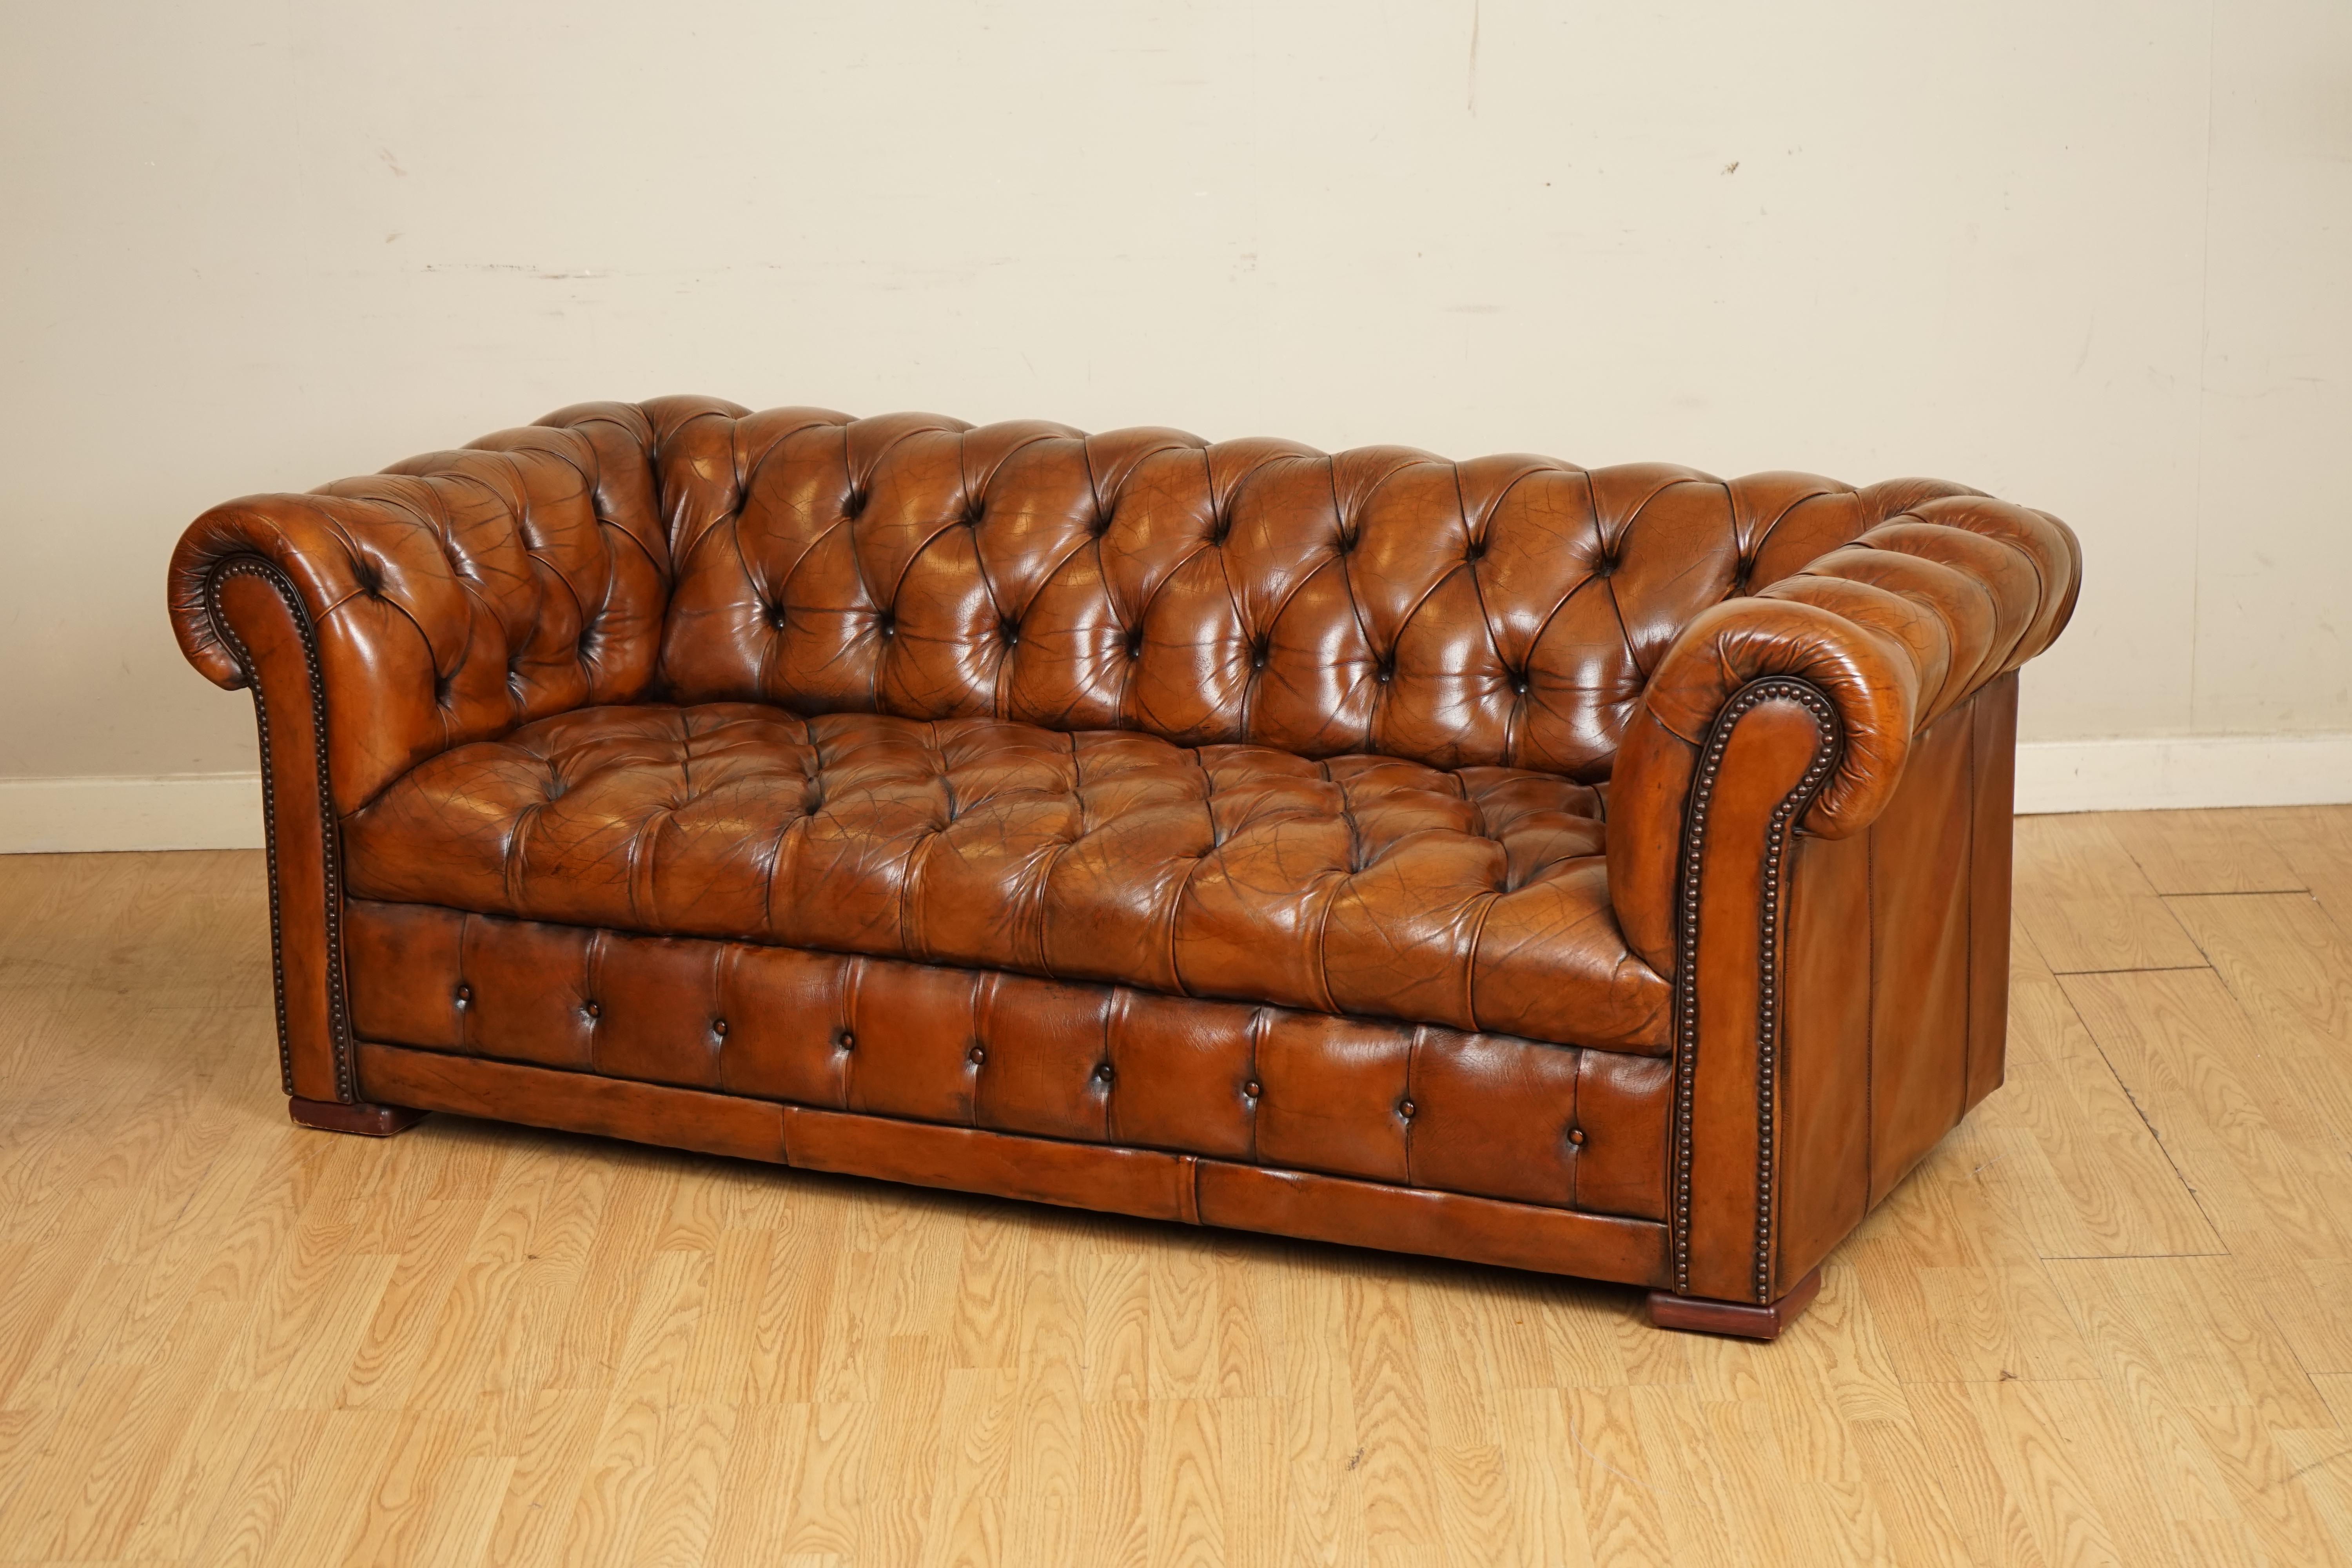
[837,1031,855,1052]
[1094,1062,1114,1084]
[968,1044,987,1065]
[582,1000,600,1019]
[712,1018,728,1036]
[1568,1127,1586,1147]
[454,984,471,1006]
[1243,1080,1261,1099]
[1398,1100,1417,1120]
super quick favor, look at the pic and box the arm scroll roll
[1608,491,2080,974]
[166,405,670,811]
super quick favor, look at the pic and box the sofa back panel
[648,402,1923,779]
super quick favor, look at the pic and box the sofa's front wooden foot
[288,1096,428,1137]
[1645,1267,1822,1341]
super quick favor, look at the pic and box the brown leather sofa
[166,398,2079,1339]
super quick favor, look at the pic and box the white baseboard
[2016,734,2352,814]
[1,773,265,853]
[3,735,2347,852]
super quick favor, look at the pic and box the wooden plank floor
[1,808,2349,1565]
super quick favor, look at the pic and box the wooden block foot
[289,1096,428,1137]
[1645,1266,1822,1341]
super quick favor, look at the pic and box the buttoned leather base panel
[344,900,1671,1222]
[342,703,1671,1055]
[352,1041,1671,1289]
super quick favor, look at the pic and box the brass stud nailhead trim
[207,557,354,1102]
[1667,676,1839,1303]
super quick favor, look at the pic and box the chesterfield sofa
[167,398,2078,1339]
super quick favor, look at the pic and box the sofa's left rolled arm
[170,497,340,692]
[167,410,668,811]
[170,490,522,814]
[166,411,668,1106]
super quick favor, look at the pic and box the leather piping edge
[205,555,356,1102]
[1667,675,1840,1302]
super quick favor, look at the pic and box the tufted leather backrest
[171,394,1999,806]
[641,396,1971,780]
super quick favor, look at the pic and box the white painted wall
[3,1,2347,846]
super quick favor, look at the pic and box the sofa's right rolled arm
[1607,493,2081,972]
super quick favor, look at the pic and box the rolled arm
[1607,490,2081,970]
[165,405,668,810]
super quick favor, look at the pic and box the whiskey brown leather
[168,399,2080,1330]
[1607,500,2077,973]
[170,407,669,811]
[338,705,1664,1052]
[209,565,353,1103]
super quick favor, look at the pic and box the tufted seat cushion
[342,701,1670,1053]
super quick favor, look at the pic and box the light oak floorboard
[2257,804,2352,936]
[2107,808,2308,897]
[2014,815,2209,974]
[2,818,2350,1565]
